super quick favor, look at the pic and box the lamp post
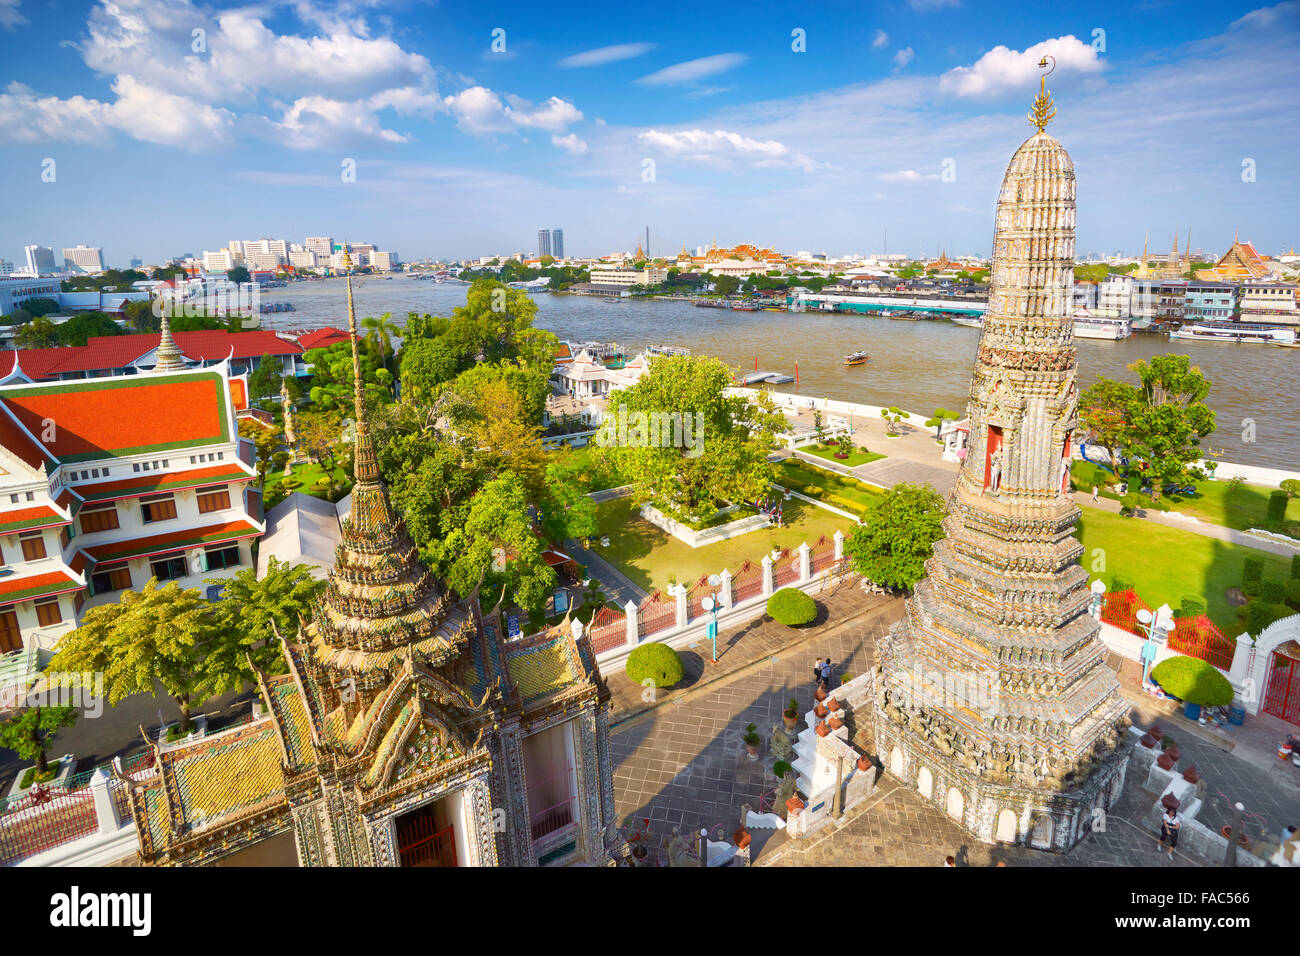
[701,573,722,664]
[1135,605,1173,689]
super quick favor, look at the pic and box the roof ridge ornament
[1028,55,1056,132]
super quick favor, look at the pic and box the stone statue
[769,724,795,762]
[667,827,695,868]
[988,450,1002,492]
[775,769,797,817]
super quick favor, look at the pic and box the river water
[261,274,1298,470]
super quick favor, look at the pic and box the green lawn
[550,443,626,493]
[801,443,886,468]
[1071,460,1299,533]
[1074,507,1292,630]
[263,461,350,502]
[776,460,882,514]
[592,495,854,593]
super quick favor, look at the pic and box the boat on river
[843,350,869,366]
[1169,323,1297,345]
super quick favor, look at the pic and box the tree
[239,418,280,490]
[594,354,782,521]
[205,559,324,678]
[712,274,740,296]
[295,408,347,480]
[843,482,946,590]
[361,313,401,376]
[0,706,79,777]
[247,355,282,402]
[1078,377,1136,467]
[19,297,60,318]
[444,473,556,613]
[15,315,58,349]
[227,265,251,285]
[303,341,391,410]
[48,580,236,734]
[400,337,463,401]
[925,408,959,440]
[538,460,599,544]
[56,311,125,347]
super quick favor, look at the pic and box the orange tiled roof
[76,464,254,502]
[228,377,248,411]
[0,504,71,534]
[0,372,231,464]
[80,519,261,563]
[0,570,84,607]
[0,405,53,471]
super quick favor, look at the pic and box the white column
[833,530,845,562]
[798,543,812,583]
[719,569,733,610]
[624,599,639,649]
[91,765,121,834]
[761,555,774,597]
[672,584,688,628]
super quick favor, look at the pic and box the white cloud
[558,43,655,68]
[444,88,583,137]
[638,128,818,171]
[879,169,940,183]
[939,35,1103,97]
[0,0,26,30]
[506,95,583,131]
[871,30,889,49]
[1230,0,1300,30]
[0,82,111,144]
[552,133,588,155]
[637,53,747,86]
[892,47,915,71]
[259,95,409,150]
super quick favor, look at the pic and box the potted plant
[743,723,761,760]
[782,698,799,732]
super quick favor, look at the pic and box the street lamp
[1135,605,1173,689]
[701,573,723,664]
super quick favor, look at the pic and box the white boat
[1073,313,1132,340]
[949,316,983,329]
[1169,324,1297,345]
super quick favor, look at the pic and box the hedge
[1267,491,1288,522]
[625,642,685,689]
[1149,655,1234,707]
[1260,580,1287,605]
[1291,554,1300,581]
[1242,556,1264,597]
[1246,601,1291,637]
[1178,596,1207,618]
[767,587,817,627]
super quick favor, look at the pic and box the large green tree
[206,559,324,678]
[843,482,946,590]
[0,706,79,777]
[303,340,391,410]
[595,354,782,521]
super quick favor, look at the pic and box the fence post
[91,765,121,835]
[624,600,639,649]
[761,555,774,597]
[833,529,844,562]
[672,584,688,629]
[798,543,812,584]
[719,568,733,610]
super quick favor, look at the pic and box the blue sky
[1,0,1297,265]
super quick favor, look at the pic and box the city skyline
[0,1,1297,265]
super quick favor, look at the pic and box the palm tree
[360,313,401,373]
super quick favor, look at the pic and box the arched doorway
[995,809,1017,842]
[918,767,933,800]
[946,788,963,822]
[1263,640,1300,724]
[890,747,904,777]
[1029,814,1053,850]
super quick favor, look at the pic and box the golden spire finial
[1028,55,1056,132]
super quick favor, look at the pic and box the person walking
[1159,806,1181,860]
[1091,484,1099,504]
[813,657,825,690]
[820,658,833,691]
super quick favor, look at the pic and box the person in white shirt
[1159,807,1181,860]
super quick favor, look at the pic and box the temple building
[1193,234,1274,282]
[119,262,616,867]
[872,64,1131,852]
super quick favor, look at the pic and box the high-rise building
[288,249,318,270]
[538,229,552,258]
[551,228,564,259]
[872,70,1129,853]
[0,260,13,277]
[203,249,235,273]
[24,245,56,275]
[62,245,105,274]
[305,236,333,259]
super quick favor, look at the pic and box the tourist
[820,658,833,689]
[814,657,824,688]
[1282,824,1297,846]
[1091,485,1099,503]
[943,856,955,867]
[1159,806,1181,860]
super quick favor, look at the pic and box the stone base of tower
[872,715,1132,853]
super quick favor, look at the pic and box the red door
[1263,642,1300,725]
[0,610,21,654]
[396,802,457,867]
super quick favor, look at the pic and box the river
[259,274,1299,470]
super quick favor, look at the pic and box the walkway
[1069,490,1299,557]
[571,541,646,607]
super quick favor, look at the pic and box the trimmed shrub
[1260,580,1287,605]
[1267,491,1288,522]
[1291,554,1300,581]
[767,587,817,627]
[1178,596,1207,618]
[1149,655,1234,707]
[1111,574,1135,594]
[1286,579,1300,611]
[625,642,685,689]
[1242,556,1264,597]
[1280,478,1300,499]
[1119,493,1141,516]
[1246,601,1290,637]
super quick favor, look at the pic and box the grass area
[549,443,626,494]
[263,460,349,500]
[18,760,62,790]
[593,495,854,593]
[1071,460,1299,534]
[801,443,886,468]
[1074,506,1292,629]
[776,460,881,515]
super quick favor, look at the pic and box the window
[91,562,132,594]
[19,531,46,561]
[0,610,20,654]
[196,485,230,514]
[25,491,34,501]
[149,552,188,581]
[80,502,120,534]
[205,544,240,571]
[59,526,71,549]
[34,597,62,627]
[140,493,177,523]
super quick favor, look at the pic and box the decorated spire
[1027,55,1057,131]
[154,311,185,372]
[344,249,381,486]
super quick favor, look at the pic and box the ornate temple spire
[1027,56,1057,131]
[153,311,186,372]
[343,250,381,485]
